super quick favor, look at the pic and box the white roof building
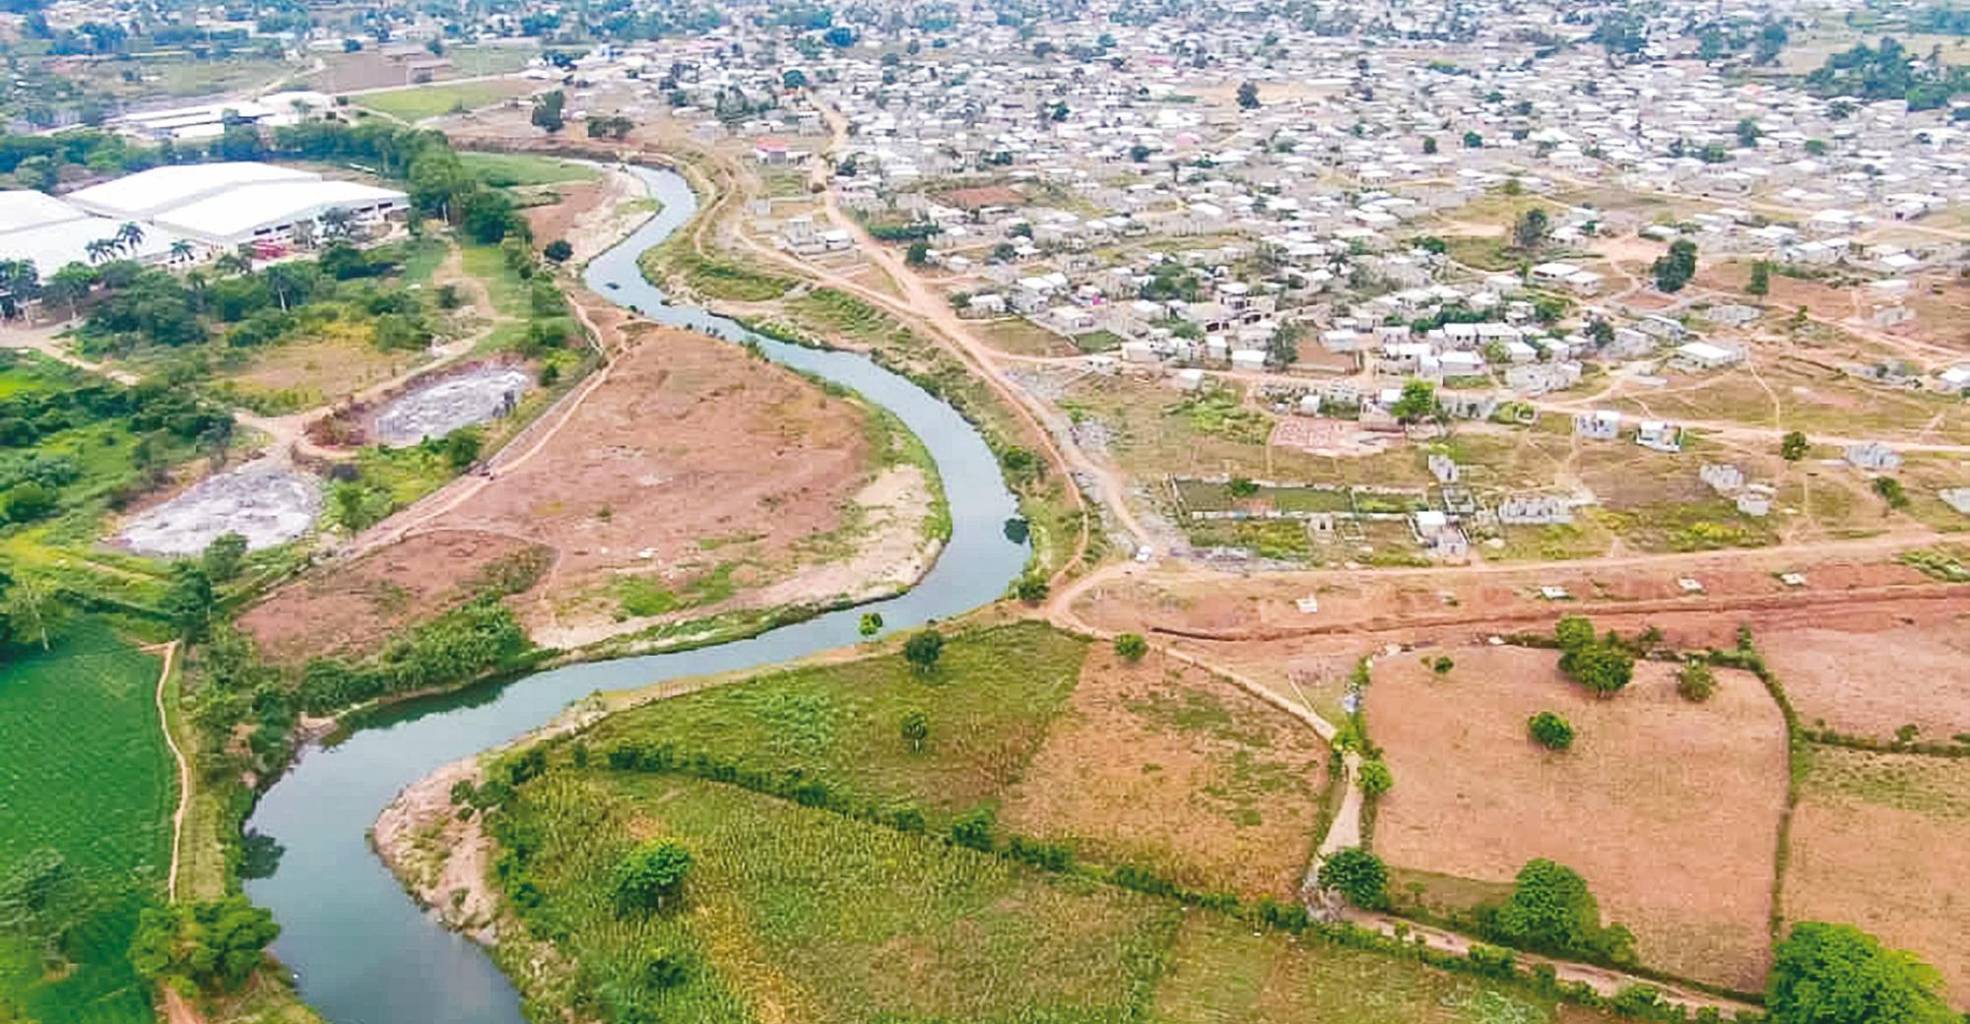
[154,180,411,247]
[68,163,322,220]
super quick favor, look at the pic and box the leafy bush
[1357,757,1393,796]
[1676,660,1716,702]
[1316,847,1389,909]
[609,841,692,915]
[1527,711,1575,750]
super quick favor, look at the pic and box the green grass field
[458,152,599,188]
[0,618,169,1024]
[495,772,1179,1023]
[1150,915,1568,1024]
[582,622,1088,822]
[356,80,533,122]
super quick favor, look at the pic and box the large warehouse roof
[154,180,408,246]
[0,216,181,274]
[0,189,89,236]
[66,162,319,220]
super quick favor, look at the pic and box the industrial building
[0,161,408,272]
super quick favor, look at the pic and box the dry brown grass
[1365,646,1788,991]
[998,648,1330,898]
[1760,605,1970,743]
[1784,747,1970,1009]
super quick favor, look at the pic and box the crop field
[1783,747,1970,1007]
[581,623,1088,820]
[998,647,1330,898]
[1365,645,1788,991]
[0,619,168,1024]
[1756,603,1970,743]
[355,79,535,122]
[494,771,1181,1023]
[1150,915,1578,1024]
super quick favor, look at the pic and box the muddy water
[243,165,1028,1024]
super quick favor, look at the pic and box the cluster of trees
[1651,239,1699,293]
[1480,859,1636,965]
[1555,615,1635,698]
[1694,17,1789,64]
[1806,37,1970,111]
[1,131,158,192]
[268,119,528,244]
[129,896,280,994]
[66,241,427,355]
[1769,922,1958,1024]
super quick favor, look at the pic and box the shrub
[1527,711,1575,750]
[1357,757,1393,796]
[1113,633,1148,662]
[1769,922,1957,1024]
[609,841,692,915]
[898,709,928,752]
[903,629,944,673]
[948,807,995,851]
[1431,655,1455,675]
[1486,859,1634,964]
[1467,943,1517,978]
[1316,847,1389,909]
[1677,660,1716,702]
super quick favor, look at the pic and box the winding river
[243,165,1029,1024]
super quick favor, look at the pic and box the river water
[243,165,1029,1024]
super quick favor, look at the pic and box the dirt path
[147,640,187,901]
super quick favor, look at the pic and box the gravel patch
[374,366,532,446]
[119,464,322,555]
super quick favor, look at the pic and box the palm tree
[213,251,251,275]
[85,238,115,264]
[114,221,145,254]
[169,239,194,263]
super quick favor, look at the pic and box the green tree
[1390,379,1437,423]
[1236,81,1260,109]
[1781,430,1809,461]
[1747,259,1772,298]
[1463,130,1484,148]
[129,895,280,993]
[1527,710,1575,750]
[782,68,808,89]
[1421,135,1438,155]
[201,531,250,583]
[542,239,574,263]
[1113,633,1148,662]
[610,841,692,915]
[858,611,883,637]
[1316,847,1389,909]
[1652,239,1698,293]
[899,709,929,752]
[531,90,567,133]
[1512,207,1549,251]
[1556,615,1596,651]
[2,573,66,650]
[905,240,929,266]
[1489,859,1633,963]
[903,628,944,673]
[1358,757,1393,796]
[163,562,217,641]
[949,807,994,850]
[443,426,484,470]
[1769,922,1956,1024]
[1736,117,1763,148]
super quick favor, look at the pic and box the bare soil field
[521,167,652,264]
[1366,646,1787,991]
[998,647,1330,898]
[254,320,926,654]
[1757,604,1970,742]
[1784,747,1970,1008]
[240,529,545,662]
[221,334,423,412]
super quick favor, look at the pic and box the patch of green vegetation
[0,618,168,1024]
[356,81,529,122]
[1800,746,1970,820]
[1172,388,1271,445]
[640,241,795,302]
[1897,545,1970,582]
[1592,499,1779,553]
[611,563,748,621]
[585,622,1087,820]
[487,771,1180,1024]
[458,152,599,188]
[1151,915,1562,1024]
[1183,519,1312,561]
[1074,329,1125,353]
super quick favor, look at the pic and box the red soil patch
[1759,603,1970,743]
[998,648,1330,898]
[1784,748,1970,1009]
[1366,646,1788,991]
[240,529,545,662]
